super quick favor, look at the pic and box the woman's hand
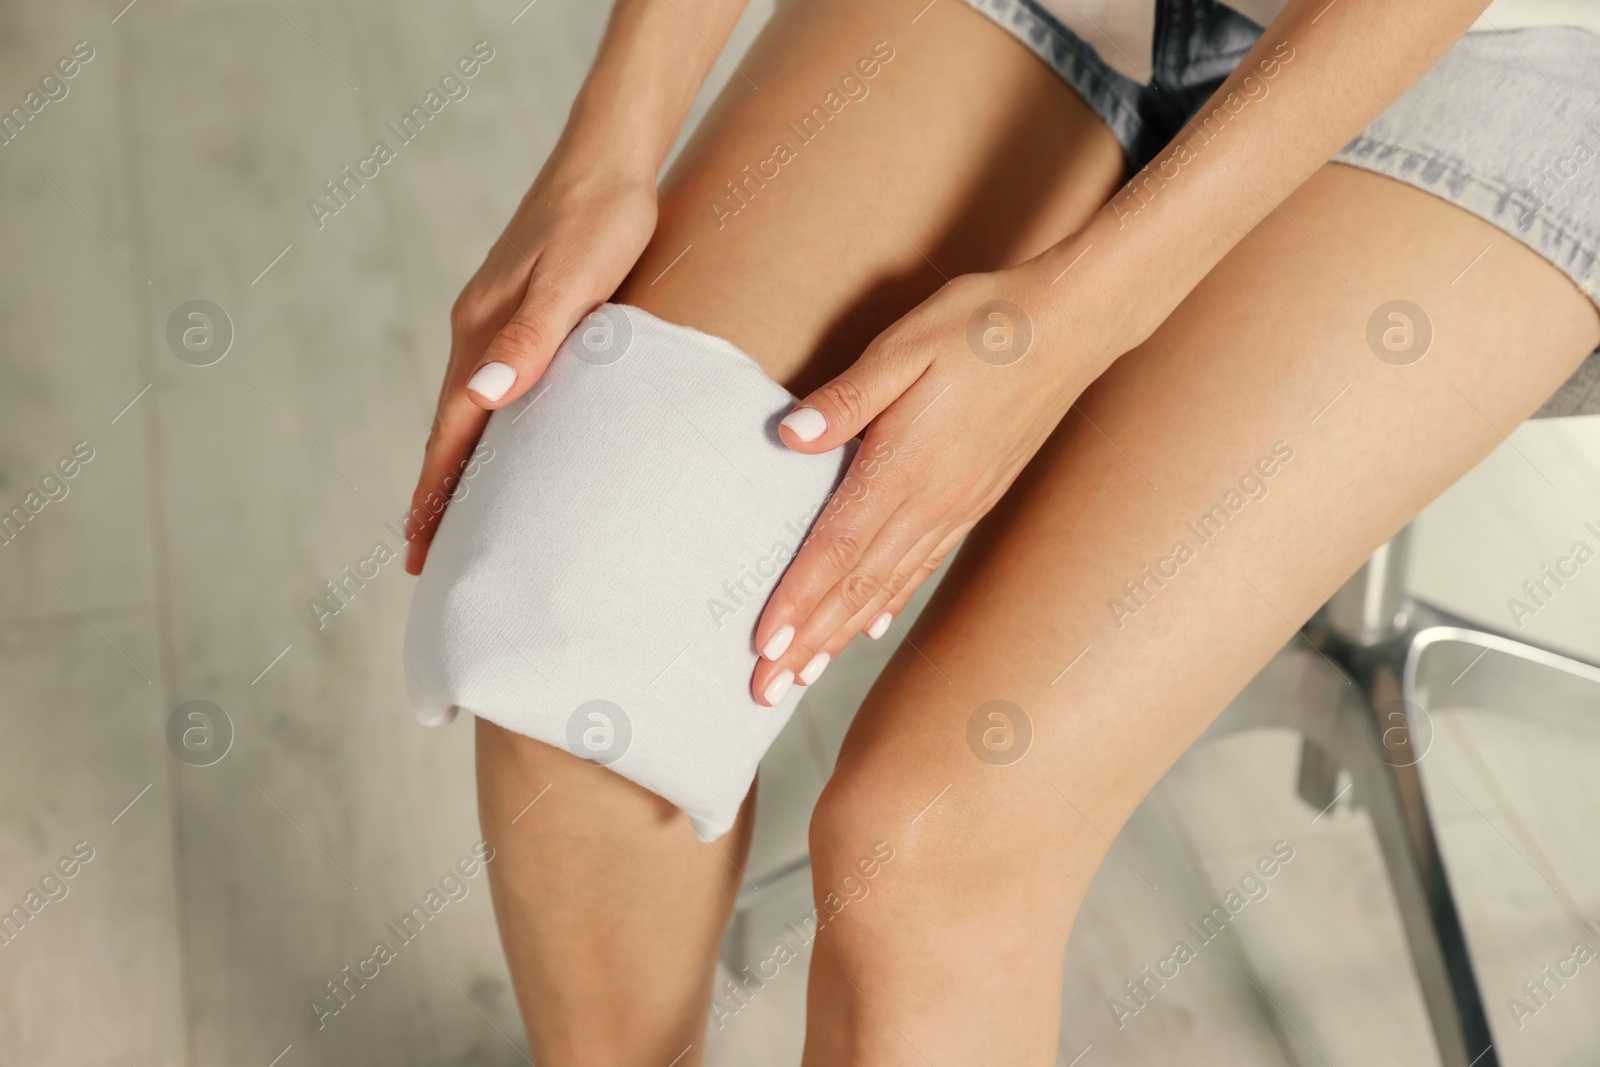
[404,156,657,574]
[750,264,1111,704]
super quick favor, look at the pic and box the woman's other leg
[477,0,1126,1061]
[800,163,1600,1064]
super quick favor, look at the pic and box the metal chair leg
[1326,660,1497,1067]
[1315,526,1499,1066]
[1294,736,1342,811]
[1208,638,1499,1067]
[1211,526,1502,1065]
[1320,610,1600,1066]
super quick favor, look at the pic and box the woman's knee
[804,665,1131,952]
[805,766,931,967]
[808,744,1092,948]
[807,761,905,887]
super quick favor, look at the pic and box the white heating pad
[403,304,854,840]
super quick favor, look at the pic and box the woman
[405,0,1600,1061]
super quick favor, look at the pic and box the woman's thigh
[613,0,1125,392]
[800,162,1600,1060]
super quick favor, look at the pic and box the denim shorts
[961,0,1600,416]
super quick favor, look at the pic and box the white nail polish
[763,670,794,706]
[780,406,827,443]
[762,625,794,660]
[416,703,459,727]
[467,361,517,402]
[799,652,830,685]
[866,612,892,639]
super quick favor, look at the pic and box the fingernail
[763,670,795,706]
[799,652,830,685]
[867,612,892,639]
[762,625,794,660]
[406,538,424,572]
[416,703,460,727]
[467,361,517,402]
[780,406,827,443]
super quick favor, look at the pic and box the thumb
[778,338,925,453]
[464,274,594,409]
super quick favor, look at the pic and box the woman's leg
[800,162,1600,1064]
[476,0,1125,1061]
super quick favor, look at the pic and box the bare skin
[441,0,1600,1063]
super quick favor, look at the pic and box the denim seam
[1338,135,1600,303]
[961,0,1150,166]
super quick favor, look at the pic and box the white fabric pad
[403,303,855,840]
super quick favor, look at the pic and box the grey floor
[2,2,1597,1065]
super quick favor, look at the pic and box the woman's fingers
[751,488,949,704]
[777,332,928,452]
[854,523,970,640]
[405,174,658,576]
[464,261,596,409]
[411,255,609,571]
[404,258,532,574]
[752,336,942,704]
[752,425,899,636]
[820,521,966,655]
[791,534,945,685]
[753,340,926,662]
[464,184,657,410]
[749,521,952,704]
[812,519,961,655]
[750,484,898,692]
[405,384,490,573]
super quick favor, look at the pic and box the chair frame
[1209,523,1600,1066]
